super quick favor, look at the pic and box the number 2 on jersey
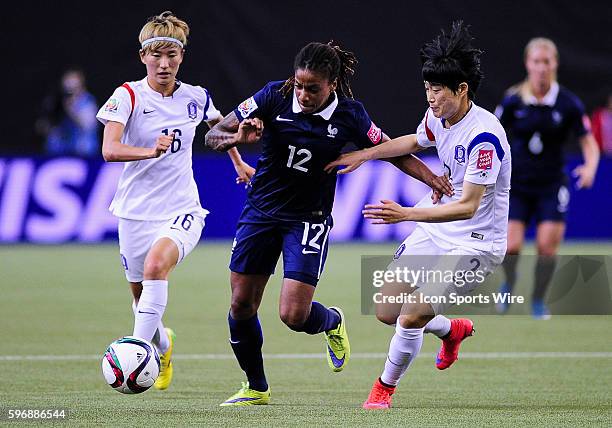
[162,128,182,153]
[287,145,312,172]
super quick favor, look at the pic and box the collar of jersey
[525,81,559,107]
[142,77,183,98]
[441,101,476,130]
[292,90,338,120]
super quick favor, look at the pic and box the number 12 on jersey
[287,145,312,172]
[301,221,330,253]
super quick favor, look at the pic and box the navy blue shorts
[229,203,333,286]
[509,183,570,223]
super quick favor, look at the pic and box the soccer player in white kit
[96,11,254,391]
[326,21,511,409]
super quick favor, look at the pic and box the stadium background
[1,1,611,425]
[2,0,611,242]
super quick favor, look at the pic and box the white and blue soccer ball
[101,336,160,394]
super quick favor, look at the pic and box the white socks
[380,324,424,386]
[132,294,170,353]
[133,280,168,344]
[423,315,451,338]
[131,297,170,353]
[155,323,170,353]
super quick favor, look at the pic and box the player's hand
[236,118,264,144]
[572,164,596,189]
[234,160,256,188]
[362,199,411,224]
[324,149,371,174]
[151,133,173,158]
[429,174,454,198]
[431,190,443,204]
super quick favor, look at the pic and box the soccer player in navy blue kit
[205,41,452,406]
[495,38,599,318]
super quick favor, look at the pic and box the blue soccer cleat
[532,300,551,320]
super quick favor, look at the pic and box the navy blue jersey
[234,81,383,221]
[496,84,589,190]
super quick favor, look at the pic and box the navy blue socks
[228,312,268,392]
[299,302,340,334]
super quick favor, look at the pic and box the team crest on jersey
[367,122,382,144]
[238,97,258,118]
[104,98,120,113]
[477,149,493,170]
[187,101,198,120]
[454,145,466,164]
[327,124,338,138]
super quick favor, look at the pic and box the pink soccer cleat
[362,378,396,409]
[435,318,474,370]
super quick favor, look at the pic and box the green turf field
[1,243,611,427]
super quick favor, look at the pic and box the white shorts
[118,212,206,283]
[389,225,504,315]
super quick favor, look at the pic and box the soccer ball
[101,336,160,394]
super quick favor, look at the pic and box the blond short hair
[524,37,558,62]
[139,11,189,53]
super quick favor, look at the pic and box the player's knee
[143,257,170,279]
[375,310,398,326]
[279,308,308,331]
[397,313,428,329]
[536,244,558,257]
[230,296,258,319]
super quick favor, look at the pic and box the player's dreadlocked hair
[420,21,484,100]
[280,41,358,99]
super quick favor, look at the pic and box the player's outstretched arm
[102,121,171,162]
[205,112,263,152]
[573,133,600,189]
[363,181,486,224]
[206,115,256,186]
[386,155,454,199]
[228,147,256,186]
[324,134,420,174]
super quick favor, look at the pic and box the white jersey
[414,103,511,254]
[96,78,221,220]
